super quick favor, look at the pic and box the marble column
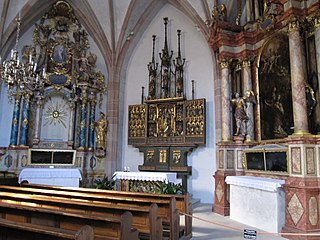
[313,16,320,127]
[9,94,21,147]
[246,1,253,22]
[88,99,96,150]
[67,101,76,148]
[220,60,232,141]
[32,93,43,146]
[242,59,254,142]
[288,20,309,135]
[254,0,260,19]
[79,101,87,149]
[19,94,31,146]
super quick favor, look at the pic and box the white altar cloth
[225,175,285,192]
[19,168,82,187]
[113,171,179,184]
[226,176,285,233]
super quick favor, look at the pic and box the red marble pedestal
[212,170,236,216]
[282,177,320,240]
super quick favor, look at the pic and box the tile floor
[191,204,288,240]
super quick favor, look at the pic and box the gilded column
[288,20,309,135]
[19,94,31,146]
[9,94,21,146]
[88,98,96,150]
[220,60,232,141]
[242,59,254,142]
[67,101,76,148]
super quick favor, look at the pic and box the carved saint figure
[231,91,256,136]
[264,87,287,138]
[94,112,107,150]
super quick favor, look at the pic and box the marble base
[226,176,285,233]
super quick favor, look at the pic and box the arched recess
[256,34,293,141]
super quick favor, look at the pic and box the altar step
[191,197,200,207]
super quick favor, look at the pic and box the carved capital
[242,59,251,69]
[287,19,300,33]
[219,59,231,69]
[314,15,320,29]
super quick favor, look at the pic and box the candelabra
[0,17,46,102]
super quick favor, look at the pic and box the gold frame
[28,148,76,166]
[243,147,289,174]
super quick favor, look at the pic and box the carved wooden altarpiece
[128,18,206,190]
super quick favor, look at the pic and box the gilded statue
[94,112,107,150]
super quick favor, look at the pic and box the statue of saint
[94,112,107,150]
[231,91,256,136]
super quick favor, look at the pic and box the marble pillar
[242,59,254,142]
[288,20,309,135]
[88,99,96,150]
[67,101,76,148]
[9,95,21,147]
[32,93,43,146]
[19,94,30,146]
[313,17,320,129]
[79,101,87,149]
[220,60,232,142]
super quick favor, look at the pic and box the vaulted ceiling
[0,0,239,70]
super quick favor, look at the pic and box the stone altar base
[226,176,285,233]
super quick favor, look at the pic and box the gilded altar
[0,1,107,185]
[128,18,206,190]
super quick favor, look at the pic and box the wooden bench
[0,221,92,240]
[0,189,162,240]
[0,220,93,240]
[0,202,139,240]
[18,183,192,239]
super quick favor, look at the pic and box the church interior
[0,0,320,239]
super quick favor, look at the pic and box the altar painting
[258,34,294,140]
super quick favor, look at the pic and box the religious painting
[53,44,67,64]
[258,34,293,140]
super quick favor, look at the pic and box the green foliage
[93,176,115,190]
[155,181,184,195]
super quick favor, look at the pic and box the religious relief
[128,105,146,138]
[185,99,205,136]
[156,105,176,138]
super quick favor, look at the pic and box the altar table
[226,175,285,233]
[113,171,179,191]
[18,168,82,187]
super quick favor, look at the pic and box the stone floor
[191,203,288,240]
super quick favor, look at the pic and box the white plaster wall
[122,4,216,203]
[0,85,13,146]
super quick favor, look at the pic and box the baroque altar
[128,18,206,191]
[0,1,107,186]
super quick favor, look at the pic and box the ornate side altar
[128,18,206,191]
[0,1,106,186]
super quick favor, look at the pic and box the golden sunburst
[43,97,68,128]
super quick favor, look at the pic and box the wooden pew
[19,183,192,239]
[0,199,139,240]
[0,190,162,240]
[0,221,93,240]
